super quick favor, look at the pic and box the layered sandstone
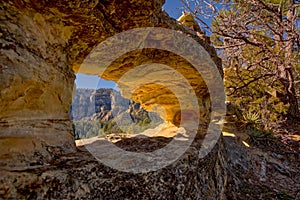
[0,0,222,165]
[0,0,226,199]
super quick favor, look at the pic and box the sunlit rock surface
[0,0,227,199]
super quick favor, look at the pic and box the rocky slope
[0,135,227,199]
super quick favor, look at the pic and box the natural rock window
[71,77,164,141]
[0,1,228,199]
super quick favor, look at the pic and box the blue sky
[75,0,184,89]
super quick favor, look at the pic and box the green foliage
[225,67,289,131]
[73,120,105,139]
[210,0,300,119]
[242,111,260,126]
[72,115,163,140]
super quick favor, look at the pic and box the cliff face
[71,88,146,121]
[71,88,118,121]
[70,88,163,138]
[0,0,227,199]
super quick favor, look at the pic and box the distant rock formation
[70,88,161,123]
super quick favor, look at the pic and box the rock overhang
[0,0,223,167]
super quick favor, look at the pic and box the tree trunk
[282,0,300,119]
[278,66,300,119]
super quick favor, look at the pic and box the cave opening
[70,73,172,148]
[70,45,211,155]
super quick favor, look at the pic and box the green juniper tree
[180,0,300,123]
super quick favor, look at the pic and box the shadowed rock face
[0,0,226,199]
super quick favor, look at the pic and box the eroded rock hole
[71,74,183,152]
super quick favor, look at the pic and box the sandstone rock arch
[0,0,227,199]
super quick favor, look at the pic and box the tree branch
[227,73,274,96]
